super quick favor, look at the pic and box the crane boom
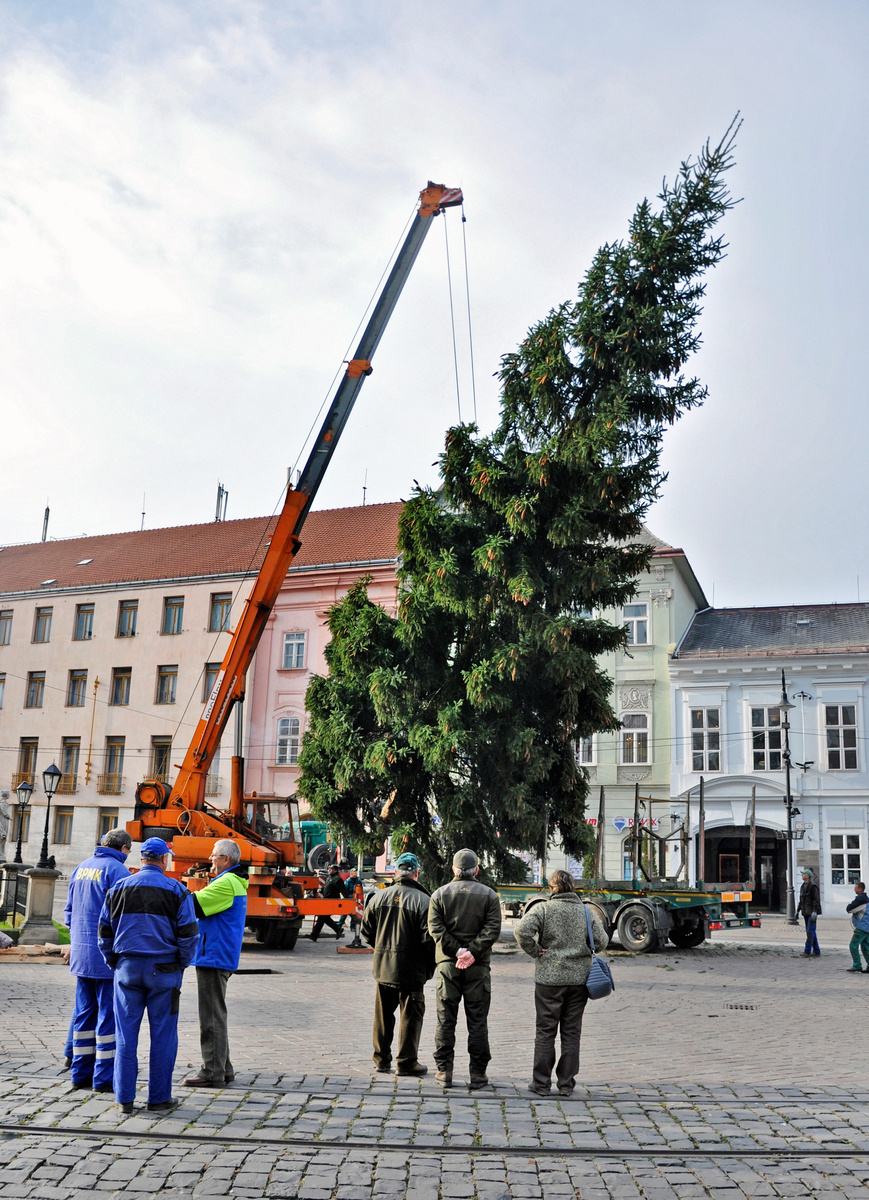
[134,181,462,822]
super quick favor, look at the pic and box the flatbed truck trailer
[497,780,762,951]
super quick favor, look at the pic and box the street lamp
[35,764,62,871]
[780,670,798,926]
[13,779,32,865]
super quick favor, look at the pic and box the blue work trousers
[113,957,182,1106]
[803,916,820,955]
[71,976,116,1088]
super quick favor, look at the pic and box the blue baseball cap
[395,852,419,871]
[141,837,172,857]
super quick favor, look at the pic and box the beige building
[0,518,276,871]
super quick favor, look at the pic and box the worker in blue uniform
[63,828,132,1090]
[98,837,199,1114]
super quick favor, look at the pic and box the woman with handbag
[514,870,609,1097]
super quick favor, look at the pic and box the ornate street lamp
[13,779,32,865]
[780,671,798,926]
[35,764,62,870]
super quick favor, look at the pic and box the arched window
[276,717,301,765]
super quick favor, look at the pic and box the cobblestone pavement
[2,935,869,1196]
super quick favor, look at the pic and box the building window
[59,737,80,794]
[99,737,125,794]
[67,669,88,707]
[12,806,30,844]
[203,662,222,701]
[117,599,138,638]
[14,738,38,788]
[621,714,648,764]
[53,807,74,844]
[575,737,594,765]
[831,833,862,886]
[110,668,132,707]
[206,746,220,796]
[0,673,5,708]
[276,717,301,765]
[149,737,172,783]
[73,603,94,641]
[156,666,178,705]
[98,808,120,840]
[162,596,184,635]
[33,606,53,643]
[209,593,232,633]
[826,705,857,771]
[25,671,45,708]
[281,632,307,670]
[691,708,720,772]
[751,707,782,770]
[0,610,11,645]
[622,603,648,646]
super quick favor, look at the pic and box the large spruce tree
[298,127,738,885]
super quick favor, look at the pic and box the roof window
[76,558,93,566]
[40,579,57,586]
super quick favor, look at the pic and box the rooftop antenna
[141,493,146,532]
[41,502,49,543]
[215,481,228,522]
[362,469,368,506]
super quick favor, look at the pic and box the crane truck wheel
[668,923,706,948]
[616,905,660,953]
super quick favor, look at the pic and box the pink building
[245,501,401,809]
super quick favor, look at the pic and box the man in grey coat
[428,848,501,1090]
[515,869,608,1096]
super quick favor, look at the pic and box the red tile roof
[0,502,402,595]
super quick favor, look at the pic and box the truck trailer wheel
[617,905,660,953]
[306,842,335,873]
[668,924,705,948]
[585,903,614,947]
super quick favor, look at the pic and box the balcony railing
[97,773,124,796]
[11,772,35,789]
[205,774,220,796]
[146,771,170,785]
[57,773,78,795]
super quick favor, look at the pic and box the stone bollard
[18,865,62,944]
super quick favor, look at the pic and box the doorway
[695,824,788,910]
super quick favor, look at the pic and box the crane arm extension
[166,181,462,812]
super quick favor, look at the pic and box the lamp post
[780,670,798,926]
[35,763,61,870]
[13,779,32,866]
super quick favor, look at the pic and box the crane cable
[461,203,478,424]
[442,212,462,422]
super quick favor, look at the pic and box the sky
[0,0,866,608]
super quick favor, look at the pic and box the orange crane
[127,182,462,948]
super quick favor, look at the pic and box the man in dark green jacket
[428,848,502,1090]
[361,852,434,1076]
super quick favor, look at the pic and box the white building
[670,603,869,914]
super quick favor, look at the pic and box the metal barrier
[0,867,29,927]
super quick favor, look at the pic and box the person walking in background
[798,868,822,957]
[846,881,869,973]
[514,869,608,1097]
[345,865,364,944]
[98,837,199,1114]
[183,839,249,1088]
[428,848,501,1090]
[361,851,434,1076]
[63,829,132,1091]
[310,864,346,941]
